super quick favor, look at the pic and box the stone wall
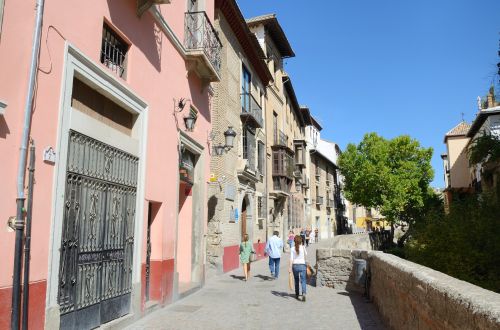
[369,252,500,330]
[316,249,367,292]
[316,247,500,329]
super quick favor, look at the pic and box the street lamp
[211,126,237,156]
[224,126,236,148]
[183,114,196,131]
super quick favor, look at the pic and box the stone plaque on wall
[225,184,236,201]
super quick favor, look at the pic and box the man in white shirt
[265,231,283,279]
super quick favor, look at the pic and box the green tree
[339,133,434,245]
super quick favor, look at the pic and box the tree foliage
[468,133,500,166]
[406,193,500,293]
[338,133,434,227]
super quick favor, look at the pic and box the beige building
[443,121,472,189]
[207,0,273,275]
[247,14,308,242]
[442,121,472,209]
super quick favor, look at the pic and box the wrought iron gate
[58,130,138,330]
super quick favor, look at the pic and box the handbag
[249,251,256,262]
[306,263,313,279]
[288,272,294,291]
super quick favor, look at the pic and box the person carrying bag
[239,234,255,282]
[289,235,307,302]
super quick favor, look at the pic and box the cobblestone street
[126,239,385,330]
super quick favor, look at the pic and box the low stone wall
[316,249,367,292]
[369,252,500,330]
[316,249,500,329]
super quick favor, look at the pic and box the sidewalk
[126,239,385,330]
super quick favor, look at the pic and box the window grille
[101,24,128,78]
[242,126,256,170]
[257,141,265,174]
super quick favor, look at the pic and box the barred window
[101,23,129,78]
[258,197,262,218]
[242,128,248,159]
[257,141,265,174]
[242,126,256,170]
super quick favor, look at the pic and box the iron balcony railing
[241,93,263,128]
[274,129,289,147]
[184,11,222,74]
[316,196,324,205]
[327,199,334,208]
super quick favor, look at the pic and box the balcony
[237,159,259,184]
[272,150,294,179]
[315,196,324,205]
[274,130,288,147]
[326,199,334,208]
[137,0,170,16]
[184,11,222,82]
[272,177,292,196]
[241,93,263,128]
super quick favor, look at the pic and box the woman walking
[287,231,295,250]
[239,234,254,281]
[289,235,307,302]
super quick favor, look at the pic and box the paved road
[126,239,385,330]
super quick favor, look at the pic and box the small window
[101,23,129,78]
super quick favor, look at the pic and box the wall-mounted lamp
[209,126,237,156]
[174,98,197,132]
[184,113,196,132]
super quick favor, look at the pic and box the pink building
[0,0,219,328]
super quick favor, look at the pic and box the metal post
[13,0,45,327]
[22,142,35,330]
[11,199,25,330]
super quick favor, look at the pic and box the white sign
[43,147,56,164]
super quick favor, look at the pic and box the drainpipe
[12,1,45,329]
[22,142,35,330]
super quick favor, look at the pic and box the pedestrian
[287,230,295,250]
[239,233,254,282]
[314,227,319,243]
[305,227,311,247]
[300,228,306,246]
[309,229,315,245]
[289,235,307,302]
[265,231,283,279]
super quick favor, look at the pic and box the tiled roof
[445,121,471,137]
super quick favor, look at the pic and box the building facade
[0,1,219,328]
[206,0,272,275]
[0,2,346,329]
[247,14,303,244]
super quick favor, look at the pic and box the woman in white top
[289,235,307,302]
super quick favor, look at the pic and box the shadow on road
[230,275,245,281]
[270,290,295,299]
[254,274,274,281]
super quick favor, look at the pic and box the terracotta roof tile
[446,121,471,137]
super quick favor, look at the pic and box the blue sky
[238,0,500,187]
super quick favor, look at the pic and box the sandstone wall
[369,252,500,330]
[316,248,500,329]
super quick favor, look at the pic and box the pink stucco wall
[0,0,214,326]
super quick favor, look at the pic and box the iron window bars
[101,24,129,78]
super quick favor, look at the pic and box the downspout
[12,1,45,329]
